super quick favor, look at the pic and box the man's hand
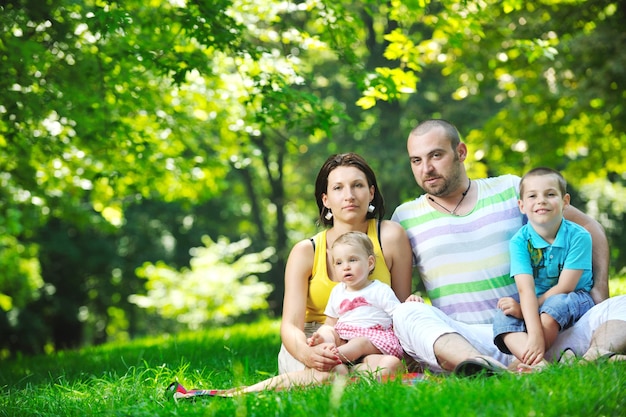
[405,294,425,303]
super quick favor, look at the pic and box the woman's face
[322,166,374,222]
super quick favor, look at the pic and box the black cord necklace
[428,180,471,216]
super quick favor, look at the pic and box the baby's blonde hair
[332,231,375,258]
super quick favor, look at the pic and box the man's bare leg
[433,332,507,371]
[582,320,626,362]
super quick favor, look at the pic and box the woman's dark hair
[314,153,385,226]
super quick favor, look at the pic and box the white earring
[325,210,333,220]
[368,204,375,213]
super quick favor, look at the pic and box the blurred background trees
[1,0,624,357]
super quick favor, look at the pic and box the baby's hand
[405,294,424,303]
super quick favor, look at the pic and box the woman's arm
[563,205,609,303]
[380,220,413,302]
[280,239,339,371]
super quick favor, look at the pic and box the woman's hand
[304,342,342,371]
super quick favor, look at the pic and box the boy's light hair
[520,167,567,197]
[332,231,375,258]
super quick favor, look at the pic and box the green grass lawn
[1,278,626,417]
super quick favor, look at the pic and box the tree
[368,0,626,270]
[0,0,349,353]
[2,0,624,355]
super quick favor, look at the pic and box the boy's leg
[540,312,560,349]
[540,291,593,352]
[493,309,527,365]
[547,295,626,361]
[501,332,530,363]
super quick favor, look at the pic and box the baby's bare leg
[541,313,560,350]
[354,354,404,377]
[308,324,341,346]
[336,337,381,363]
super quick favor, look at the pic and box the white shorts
[277,322,322,374]
[393,295,626,372]
[549,294,626,358]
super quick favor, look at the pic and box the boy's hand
[523,334,546,366]
[497,297,523,319]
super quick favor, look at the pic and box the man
[392,119,626,374]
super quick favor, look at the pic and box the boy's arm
[516,274,545,365]
[537,269,583,306]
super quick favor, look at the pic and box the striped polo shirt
[392,175,523,324]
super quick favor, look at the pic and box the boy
[493,167,594,369]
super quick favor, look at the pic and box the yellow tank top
[305,219,392,323]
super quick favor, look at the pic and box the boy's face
[518,174,570,226]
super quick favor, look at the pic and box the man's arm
[563,205,609,303]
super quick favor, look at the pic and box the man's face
[407,127,465,197]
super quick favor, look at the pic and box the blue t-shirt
[509,219,593,296]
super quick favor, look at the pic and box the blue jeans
[493,290,594,354]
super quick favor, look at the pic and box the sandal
[596,352,618,363]
[454,357,507,377]
[558,348,577,365]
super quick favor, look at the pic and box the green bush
[129,235,274,329]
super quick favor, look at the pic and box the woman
[278,153,413,377]
[171,153,413,397]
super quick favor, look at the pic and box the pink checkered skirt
[334,323,404,358]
